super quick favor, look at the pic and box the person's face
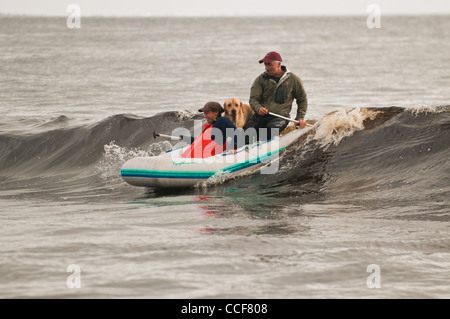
[203,110,219,123]
[264,61,282,77]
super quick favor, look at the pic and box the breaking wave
[0,105,449,206]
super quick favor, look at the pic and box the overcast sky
[1,0,450,16]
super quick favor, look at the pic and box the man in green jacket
[244,51,308,142]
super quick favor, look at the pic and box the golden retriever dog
[223,98,254,128]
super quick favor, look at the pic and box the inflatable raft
[121,126,310,188]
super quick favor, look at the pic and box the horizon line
[1,12,450,18]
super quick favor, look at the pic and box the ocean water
[0,15,449,299]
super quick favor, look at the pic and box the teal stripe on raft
[223,149,282,173]
[121,169,215,179]
[121,148,285,180]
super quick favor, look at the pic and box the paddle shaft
[268,112,312,127]
[153,131,183,141]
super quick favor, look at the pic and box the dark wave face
[202,105,450,221]
[0,111,200,176]
[0,105,449,220]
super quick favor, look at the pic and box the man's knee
[243,114,260,130]
[267,119,288,135]
[268,118,288,129]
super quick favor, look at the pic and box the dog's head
[223,98,243,119]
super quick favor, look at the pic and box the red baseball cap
[259,51,283,63]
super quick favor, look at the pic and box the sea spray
[309,107,381,149]
[408,104,450,117]
[97,140,172,185]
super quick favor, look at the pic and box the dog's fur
[223,98,254,128]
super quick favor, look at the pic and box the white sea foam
[407,104,448,117]
[308,107,380,149]
[97,140,172,182]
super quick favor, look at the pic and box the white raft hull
[121,127,308,188]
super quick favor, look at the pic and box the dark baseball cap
[198,101,224,113]
[259,51,283,63]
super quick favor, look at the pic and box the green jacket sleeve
[249,75,263,114]
[294,77,308,120]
